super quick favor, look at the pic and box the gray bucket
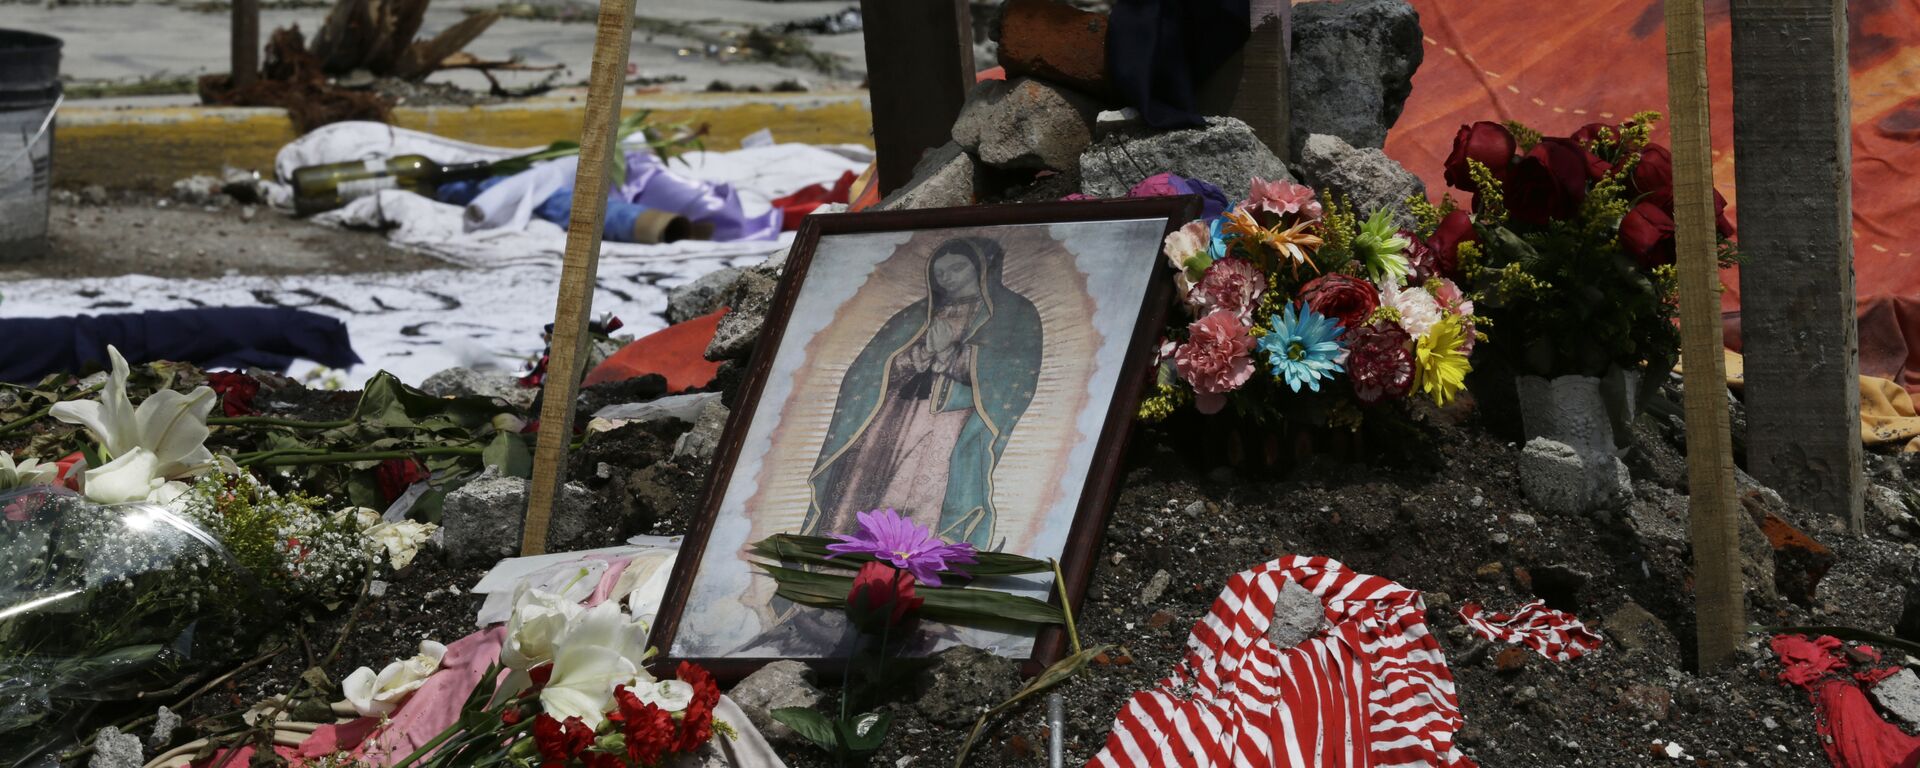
[0,30,62,262]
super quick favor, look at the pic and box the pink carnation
[1430,278,1477,353]
[1245,177,1324,223]
[1188,256,1267,326]
[1174,310,1256,414]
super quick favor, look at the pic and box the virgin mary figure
[801,236,1042,549]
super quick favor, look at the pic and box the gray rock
[1868,484,1914,528]
[1874,669,1920,728]
[1289,0,1423,154]
[593,392,719,426]
[673,398,731,466]
[421,367,536,410]
[1519,438,1592,516]
[1138,569,1172,605]
[1079,116,1291,201]
[81,184,110,206]
[1627,484,1778,606]
[89,727,143,768]
[951,77,1103,172]
[666,266,746,324]
[1603,601,1676,657]
[1267,579,1327,649]
[149,706,180,749]
[705,269,782,362]
[877,141,978,211]
[171,175,227,207]
[728,660,825,747]
[1295,133,1425,228]
[440,467,601,565]
[915,645,1022,728]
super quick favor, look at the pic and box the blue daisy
[1259,303,1347,393]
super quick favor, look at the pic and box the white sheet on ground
[277,122,871,270]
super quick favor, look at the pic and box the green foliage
[1504,120,1542,152]
[1467,160,1507,227]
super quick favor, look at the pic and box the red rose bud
[1620,195,1678,269]
[1631,144,1674,197]
[1507,138,1592,226]
[1426,210,1478,280]
[1444,121,1518,191]
[501,706,523,725]
[1297,273,1380,333]
[847,560,923,632]
[205,372,261,417]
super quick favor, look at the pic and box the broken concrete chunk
[1289,0,1423,154]
[877,141,977,211]
[1267,579,1327,649]
[1080,116,1290,201]
[952,77,1104,172]
[1296,133,1425,229]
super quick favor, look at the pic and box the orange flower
[1223,208,1324,278]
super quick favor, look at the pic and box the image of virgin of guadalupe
[801,236,1042,550]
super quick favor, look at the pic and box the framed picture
[649,197,1197,678]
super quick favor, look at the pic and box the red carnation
[847,561,923,633]
[1620,193,1678,269]
[531,714,593,765]
[1443,121,1518,191]
[1348,324,1416,404]
[1297,273,1379,333]
[614,687,676,765]
[205,372,260,417]
[1426,210,1477,280]
[1507,138,1592,226]
[500,706,523,726]
[374,458,428,505]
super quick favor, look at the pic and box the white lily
[342,640,447,717]
[502,584,581,673]
[540,600,652,727]
[50,346,217,504]
[0,453,60,490]
[625,678,695,713]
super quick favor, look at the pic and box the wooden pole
[859,0,974,194]
[1729,0,1862,531]
[1200,0,1291,160]
[231,0,259,88]
[520,0,636,555]
[1665,0,1745,670]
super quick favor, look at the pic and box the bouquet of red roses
[1435,112,1737,377]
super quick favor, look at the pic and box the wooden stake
[859,0,974,194]
[1729,0,1862,531]
[1665,0,1745,669]
[1200,0,1292,159]
[521,0,636,555]
[231,0,259,87]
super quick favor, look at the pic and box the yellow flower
[1415,315,1471,406]
[1223,208,1324,277]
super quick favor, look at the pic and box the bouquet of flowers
[1139,178,1481,428]
[1435,112,1736,378]
[389,595,728,768]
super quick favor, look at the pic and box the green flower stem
[0,404,54,436]
[1051,558,1081,656]
[237,446,486,467]
[208,415,354,429]
[395,720,465,768]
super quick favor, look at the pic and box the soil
[7,194,436,281]
[69,368,1920,768]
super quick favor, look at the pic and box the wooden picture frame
[649,197,1198,681]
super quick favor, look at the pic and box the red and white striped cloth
[1457,600,1603,662]
[1089,556,1474,768]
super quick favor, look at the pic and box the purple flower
[824,508,978,586]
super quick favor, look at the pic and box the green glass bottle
[290,154,495,216]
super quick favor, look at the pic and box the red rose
[1620,193,1677,268]
[1297,273,1379,333]
[374,458,428,505]
[532,714,593,764]
[847,561,922,632]
[1444,121,1518,191]
[1507,137,1592,226]
[1426,210,1478,279]
[1569,122,1611,147]
[205,372,260,417]
[1567,123,1617,179]
[1631,144,1673,197]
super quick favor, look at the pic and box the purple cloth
[1058,173,1231,220]
[611,151,782,241]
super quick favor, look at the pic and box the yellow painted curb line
[54,92,874,190]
